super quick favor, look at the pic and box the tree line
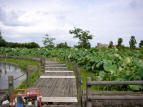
[0,28,143,49]
[109,36,143,49]
[0,32,40,48]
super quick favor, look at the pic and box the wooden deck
[29,59,78,105]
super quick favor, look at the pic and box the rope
[0,79,8,81]
[0,73,26,81]
[13,73,26,80]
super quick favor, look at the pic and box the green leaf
[99,71,105,77]
[107,64,117,74]
[96,61,103,68]
[129,85,142,91]
[95,76,103,81]
[126,71,132,76]
[103,60,112,71]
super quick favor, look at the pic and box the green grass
[0,58,38,68]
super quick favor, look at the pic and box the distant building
[97,43,108,48]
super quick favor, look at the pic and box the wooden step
[45,67,67,68]
[40,76,75,78]
[38,97,78,103]
[42,105,81,107]
[45,71,73,72]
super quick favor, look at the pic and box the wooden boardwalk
[29,60,78,105]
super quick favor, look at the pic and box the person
[16,95,23,107]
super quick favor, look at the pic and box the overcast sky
[0,0,143,47]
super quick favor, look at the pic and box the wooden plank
[51,78,64,97]
[88,95,143,100]
[45,68,70,71]
[40,76,75,78]
[45,71,73,72]
[38,97,78,102]
[43,72,74,76]
[45,67,67,68]
[46,78,58,97]
[89,81,143,85]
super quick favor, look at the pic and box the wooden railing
[62,58,82,106]
[74,62,82,106]
[86,77,143,107]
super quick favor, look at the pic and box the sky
[0,0,143,47]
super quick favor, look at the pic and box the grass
[0,58,38,68]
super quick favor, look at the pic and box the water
[0,62,26,89]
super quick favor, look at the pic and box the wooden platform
[29,60,78,104]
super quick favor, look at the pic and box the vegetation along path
[29,59,78,106]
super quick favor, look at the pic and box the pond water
[0,62,26,89]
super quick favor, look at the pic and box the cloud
[0,0,143,47]
[0,7,30,26]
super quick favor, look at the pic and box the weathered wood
[27,67,30,87]
[38,63,41,77]
[38,97,78,102]
[29,59,78,105]
[45,67,67,68]
[43,72,74,76]
[86,77,143,107]
[40,76,75,78]
[87,81,143,85]
[86,77,92,107]
[8,76,14,101]
[88,96,143,100]
[45,71,73,72]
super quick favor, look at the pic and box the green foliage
[116,38,123,47]
[139,40,143,48]
[69,27,93,49]
[108,41,113,48]
[0,33,7,47]
[129,36,137,48]
[0,47,143,91]
[56,42,70,48]
[42,34,55,47]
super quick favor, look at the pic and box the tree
[117,38,123,47]
[42,34,55,48]
[26,42,40,48]
[129,36,137,48]
[109,41,113,48]
[139,40,143,48]
[69,27,93,49]
[0,31,7,47]
[56,42,70,48]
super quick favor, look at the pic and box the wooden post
[78,76,82,106]
[74,62,82,106]
[27,67,30,87]
[43,58,45,72]
[8,76,14,101]
[86,77,92,107]
[65,58,67,66]
[4,53,6,63]
[68,59,70,69]
[38,63,41,77]
[41,57,45,71]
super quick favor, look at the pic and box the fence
[57,57,82,106]
[73,61,82,106]
[86,77,143,107]
[63,58,82,106]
